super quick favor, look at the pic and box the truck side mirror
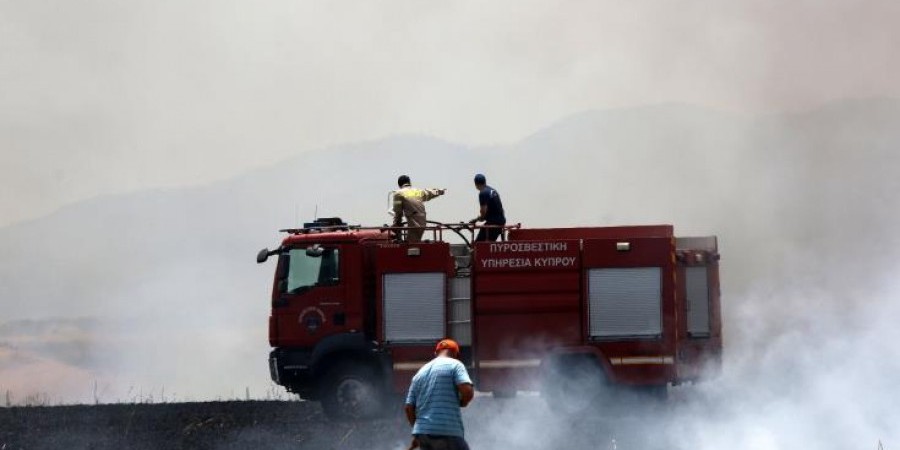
[257,248,270,264]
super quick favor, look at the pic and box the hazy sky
[2,0,899,225]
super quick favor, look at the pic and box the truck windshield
[285,247,340,294]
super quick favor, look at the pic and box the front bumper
[269,348,316,399]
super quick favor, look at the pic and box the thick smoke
[449,104,900,449]
[441,271,900,450]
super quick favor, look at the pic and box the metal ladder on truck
[449,244,474,372]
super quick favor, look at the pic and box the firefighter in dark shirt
[469,173,506,241]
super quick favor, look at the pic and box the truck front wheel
[320,362,385,421]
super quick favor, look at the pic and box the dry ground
[0,396,668,450]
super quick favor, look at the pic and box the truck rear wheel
[320,362,385,421]
[541,356,609,415]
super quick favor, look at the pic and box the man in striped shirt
[404,339,475,450]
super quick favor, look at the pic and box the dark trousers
[475,223,504,242]
[415,435,470,450]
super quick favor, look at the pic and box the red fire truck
[257,218,721,419]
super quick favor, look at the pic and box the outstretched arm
[422,188,446,202]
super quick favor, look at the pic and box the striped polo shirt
[405,356,473,437]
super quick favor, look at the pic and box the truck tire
[541,356,609,415]
[320,362,385,421]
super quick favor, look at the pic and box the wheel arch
[309,332,390,394]
[540,347,616,383]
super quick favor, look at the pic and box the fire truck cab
[258,218,721,419]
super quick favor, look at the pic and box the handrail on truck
[280,221,522,247]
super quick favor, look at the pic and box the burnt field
[0,396,670,449]
[0,400,408,450]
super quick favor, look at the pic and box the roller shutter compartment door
[383,273,446,343]
[588,267,662,338]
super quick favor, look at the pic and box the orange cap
[435,338,460,357]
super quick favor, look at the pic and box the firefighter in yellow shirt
[392,175,445,242]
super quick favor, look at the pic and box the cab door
[273,244,348,347]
